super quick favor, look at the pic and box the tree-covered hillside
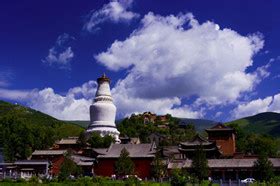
[226,112,280,137]
[0,100,84,161]
[67,120,89,128]
[117,115,197,145]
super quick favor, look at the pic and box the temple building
[173,124,236,159]
[93,143,157,179]
[178,134,222,159]
[86,74,120,142]
[206,123,236,157]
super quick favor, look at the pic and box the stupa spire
[87,74,120,142]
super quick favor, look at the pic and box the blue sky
[0,0,279,121]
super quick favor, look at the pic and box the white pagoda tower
[86,74,120,142]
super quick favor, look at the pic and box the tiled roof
[56,137,78,145]
[205,123,234,132]
[98,143,156,158]
[32,150,67,156]
[92,148,108,155]
[162,146,180,157]
[71,155,94,166]
[15,160,49,165]
[180,134,213,146]
[168,158,280,169]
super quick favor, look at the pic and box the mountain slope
[177,118,216,131]
[69,118,216,132]
[0,100,84,161]
[67,120,89,128]
[0,100,84,139]
[68,119,125,129]
[226,112,280,137]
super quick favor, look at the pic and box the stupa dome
[86,74,120,142]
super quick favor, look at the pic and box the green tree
[170,169,189,186]
[58,153,83,181]
[254,153,274,182]
[78,131,88,148]
[103,135,115,148]
[191,145,209,182]
[227,123,246,152]
[152,152,166,180]
[88,132,103,148]
[115,148,134,176]
[1,116,33,161]
[88,132,114,148]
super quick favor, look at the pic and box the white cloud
[215,111,222,118]
[95,12,264,106]
[0,12,271,121]
[112,85,203,118]
[42,33,75,69]
[0,78,203,120]
[84,0,139,32]
[26,81,97,120]
[0,88,30,100]
[268,94,280,113]
[232,93,280,119]
[0,81,96,120]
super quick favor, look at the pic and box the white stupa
[86,74,120,142]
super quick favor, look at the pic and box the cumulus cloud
[42,33,75,69]
[84,0,139,32]
[0,88,30,100]
[0,12,271,120]
[95,12,264,106]
[0,81,96,120]
[26,81,97,120]
[0,78,203,120]
[112,86,203,118]
[232,93,280,119]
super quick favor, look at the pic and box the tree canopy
[115,148,134,176]
[228,123,279,156]
[0,101,84,161]
[191,145,209,181]
[88,132,115,148]
[117,114,196,146]
[58,153,83,181]
[254,153,274,181]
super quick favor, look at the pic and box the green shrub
[29,175,41,183]
[76,176,93,186]
[1,178,14,183]
[92,176,110,183]
[16,178,26,183]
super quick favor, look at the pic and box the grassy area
[0,181,171,186]
[0,181,221,186]
[0,178,219,186]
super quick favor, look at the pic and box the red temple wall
[51,156,65,175]
[94,158,153,179]
[31,155,65,176]
[209,133,236,156]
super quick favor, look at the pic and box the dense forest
[118,114,197,145]
[0,100,84,161]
